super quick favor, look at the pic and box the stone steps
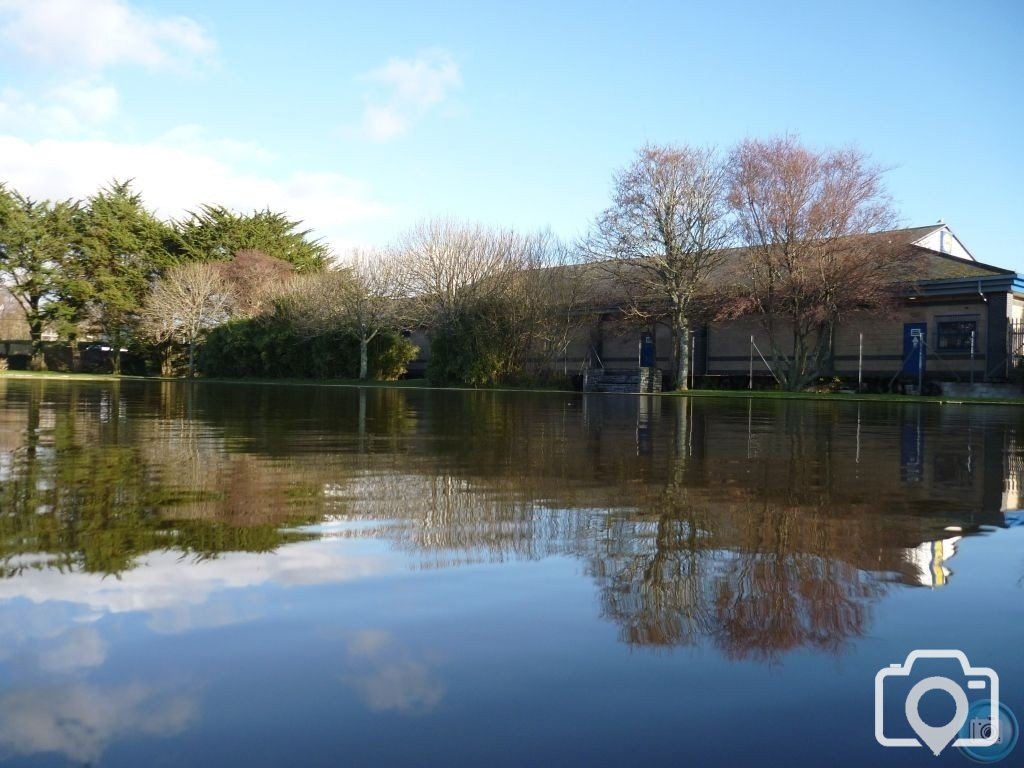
[583,367,662,394]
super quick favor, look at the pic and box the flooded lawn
[0,379,1021,766]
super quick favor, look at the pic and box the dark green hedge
[199,316,417,380]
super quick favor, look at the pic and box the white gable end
[913,225,975,261]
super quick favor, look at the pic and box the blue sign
[903,322,927,377]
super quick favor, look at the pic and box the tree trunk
[188,341,195,379]
[110,341,122,376]
[821,321,837,378]
[69,334,81,372]
[675,313,690,391]
[359,336,369,380]
[28,314,46,371]
[161,343,173,377]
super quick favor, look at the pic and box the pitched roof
[910,246,1010,281]
[577,225,1016,309]
[868,224,946,247]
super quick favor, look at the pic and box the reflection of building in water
[1000,440,1024,511]
[5,381,1024,659]
[902,536,961,587]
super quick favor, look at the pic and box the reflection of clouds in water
[35,626,106,673]
[347,628,392,656]
[145,592,266,635]
[350,659,444,714]
[0,541,398,632]
[0,682,196,764]
[0,604,107,673]
[342,630,444,715]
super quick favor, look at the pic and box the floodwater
[0,379,1021,767]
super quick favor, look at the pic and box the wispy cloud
[352,48,461,141]
[342,630,445,714]
[0,682,196,764]
[0,79,119,135]
[0,544,399,624]
[0,0,214,73]
[0,129,390,255]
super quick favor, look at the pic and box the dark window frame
[935,317,979,354]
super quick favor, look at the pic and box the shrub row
[199,316,417,380]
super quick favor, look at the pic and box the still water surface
[0,380,1021,766]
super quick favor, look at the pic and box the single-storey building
[410,223,1024,391]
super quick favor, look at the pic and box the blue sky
[0,0,1021,268]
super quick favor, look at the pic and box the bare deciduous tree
[585,144,733,390]
[140,261,233,378]
[499,234,597,378]
[279,251,408,380]
[394,220,592,385]
[394,220,528,384]
[727,136,901,390]
[397,219,522,328]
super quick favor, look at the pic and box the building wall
[1012,295,1024,323]
[557,317,676,372]
[407,330,431,375]
[0,288,29,341]
[406,292,1019,384]
[560,296,1000,381]
[914,227,973,260]
[703,296,994,380]
[575,295,1006,383]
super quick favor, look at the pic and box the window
[936,319,978,352]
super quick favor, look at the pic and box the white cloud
[0,0,214,73]
[35,626,107,673]
[0,80,119,135]
[345,657,445,714]
[0,543,401,625]
[0,131,389,254]
[159,123,273,164]
[342,631,445,714]
[50,80,119,124]
[0,682,196,763]
[352,49,461,141]
[359,104,408,142]
[363,49,461,108]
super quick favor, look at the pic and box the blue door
[903,323,927,377]
[639,333,655,367]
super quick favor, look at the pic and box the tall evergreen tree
[79,180,174,374]
[173,205,330,272]
[0,184,81,369]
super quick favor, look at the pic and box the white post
[856,404,861,464]
[690,330,696,391]
[970,330,975,385]
[858,332,863,391]
[917,333,924,395]
[749,335,754,390]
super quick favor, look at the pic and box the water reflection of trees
[0,380,1019,660]
[0,381,322,576]
[323,393,1016,659]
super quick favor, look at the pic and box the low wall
[940,382,1023,399]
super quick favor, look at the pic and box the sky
[0,0,1021,269]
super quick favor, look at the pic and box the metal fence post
[970,330,975,386]
[749,335,753,390]
[918,334,924,395]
